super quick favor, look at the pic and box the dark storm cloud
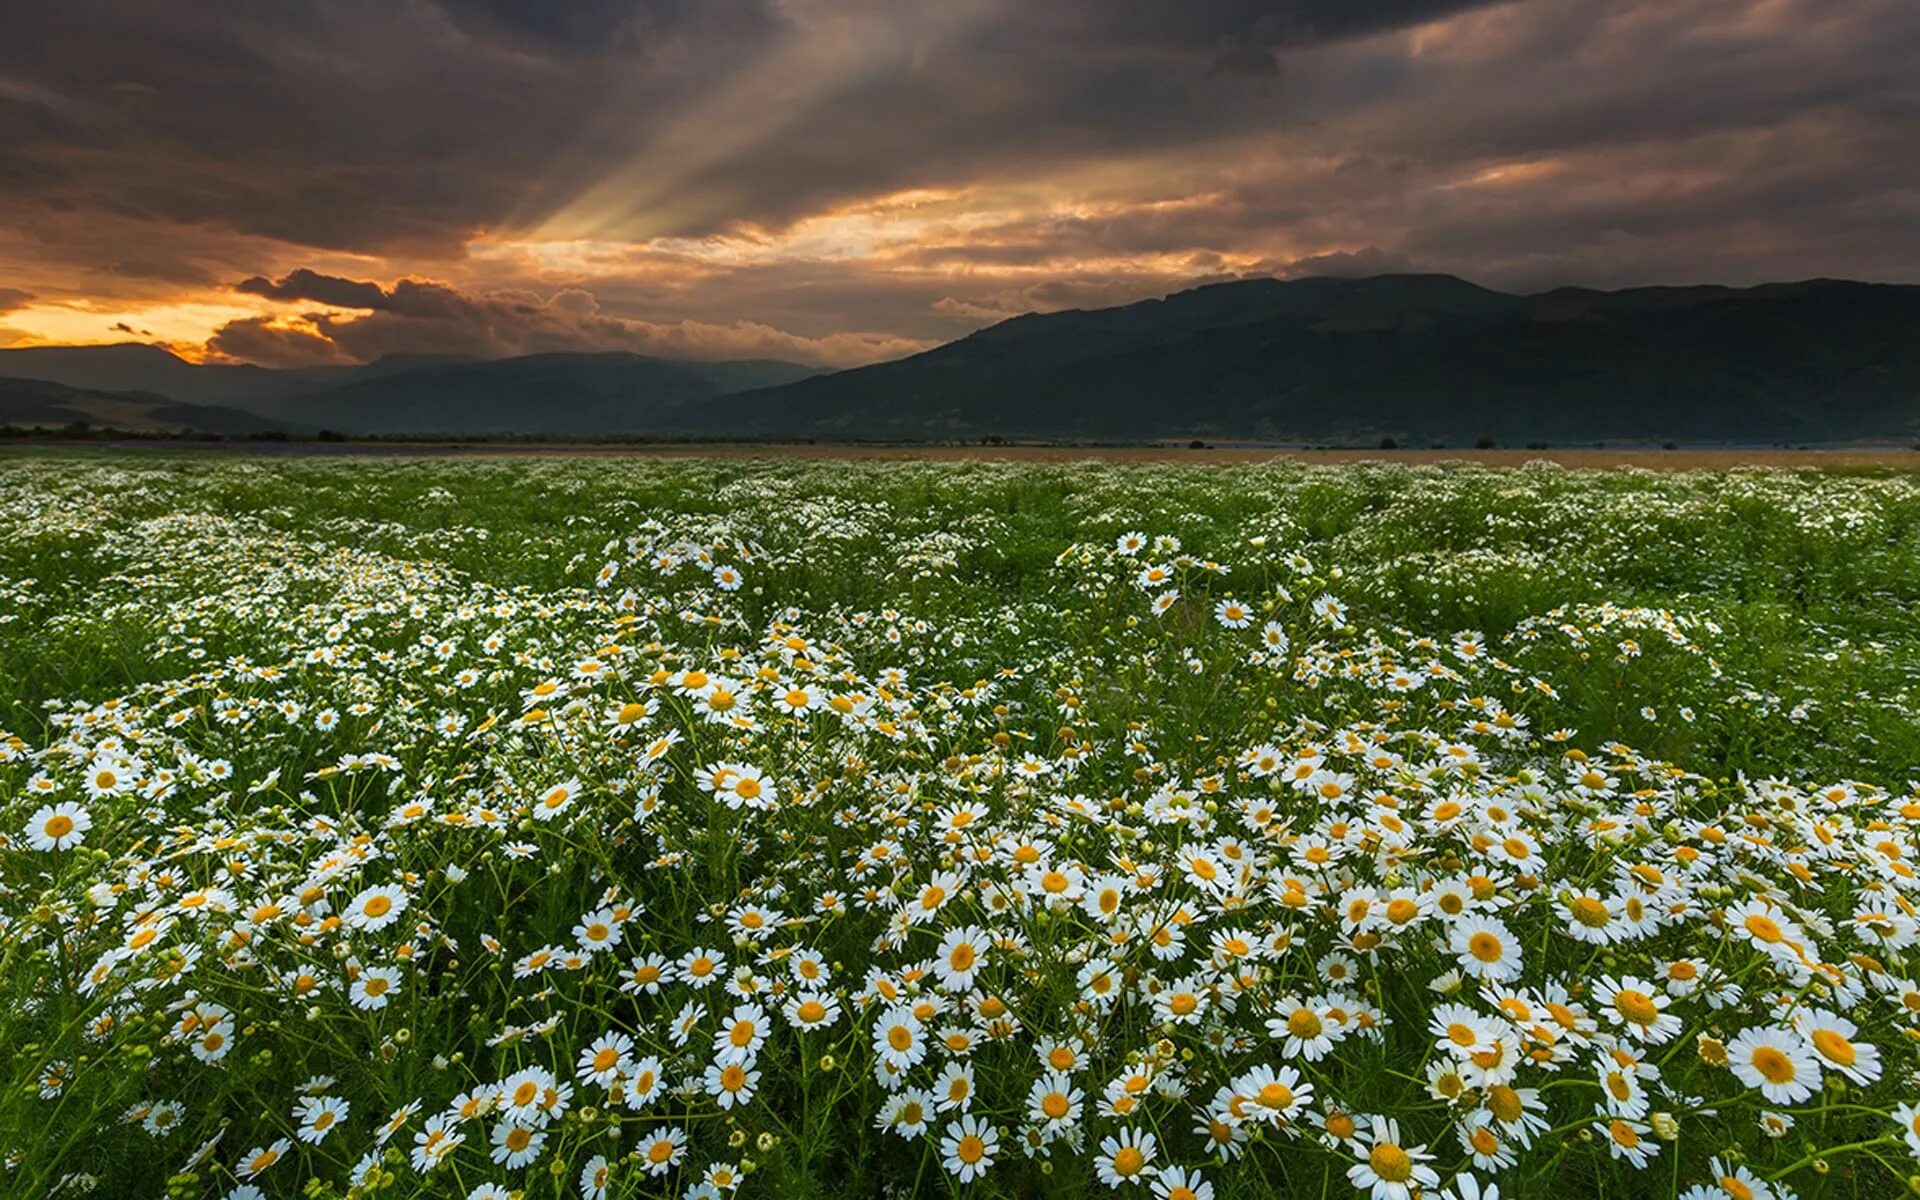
[207,272,932,367]
[1021,0,1509,71]
[0,288,34,314]
[432,0,786,54]
[0,0,1507,261]
[235,270,393,311]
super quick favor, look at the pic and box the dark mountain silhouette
[690,275,1920,444]
[0,344,352,406]
[0,346,825,435]
[5,275,1917,441]
[243,353,825,434]
[0,376,290,434]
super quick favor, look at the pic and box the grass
[3,449,1920,1200]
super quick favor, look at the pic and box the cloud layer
[0,0,1914,365]
[208,270,931,367]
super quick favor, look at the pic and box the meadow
[4,449,1920,1200]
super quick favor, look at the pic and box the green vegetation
[4,449,1920,1200]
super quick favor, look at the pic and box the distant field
[4,450,1919,1199]
[12,438,1920,470]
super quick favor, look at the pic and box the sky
[1,0,1915,368]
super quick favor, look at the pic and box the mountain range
[4,274,1918,443]
[0,375,286,435]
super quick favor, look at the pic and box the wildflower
[939,1114,999,1182]
[1232,1063,1311,1126]
[25,802,91,851]
[873,1005,927,1071]
[1449,916,1523,983]
[714,1003,770,1064]
[411,1114,463,1172]
[577,1032,635,1087]
[1215,599,1252,629]
[877,1090,934,1140]
[294,1096,349,1144]
[1591,976,1683,1044]
[933,925,990,992]
[236,1138,291,1180]
[1596,1117,1658,1168]
[1269,996,1339,1060]
[532,778,582,821]
[636,1126,687,1175]
[1152,1166,1214,1200]
[349,966,402,1010]
[1790,1008,1882,1085]
[1348,1117,1438,1200]
[783,991,841,1030]
[622,1057,665,1110]
[933,1062,976,1113]
[579,1154,611,1199]
[1095,1128,1158,1187]
[344,883,409,932]
[1154,976,1211,1025]
[489,1118,547,1168]
[1027,1071,1084,1137]
[704,1059,760,1109]
[1726,1026,1821,1103]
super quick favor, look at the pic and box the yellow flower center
[1369,1143,1413,1183]
[1570,897,1611,928]
[1751,1046,1796,1084]
[1614,989,1659,1026]
[1486,1085,1523,1123]
[1811,1029,1856,1067]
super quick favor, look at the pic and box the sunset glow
[2,0,1914,367]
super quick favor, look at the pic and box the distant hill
[7,277,1918,442]
[0,344,352,406]
[0,346,826,435]
[0,376,289,434]
[247,352,825,435]
[692,275,1920,444]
